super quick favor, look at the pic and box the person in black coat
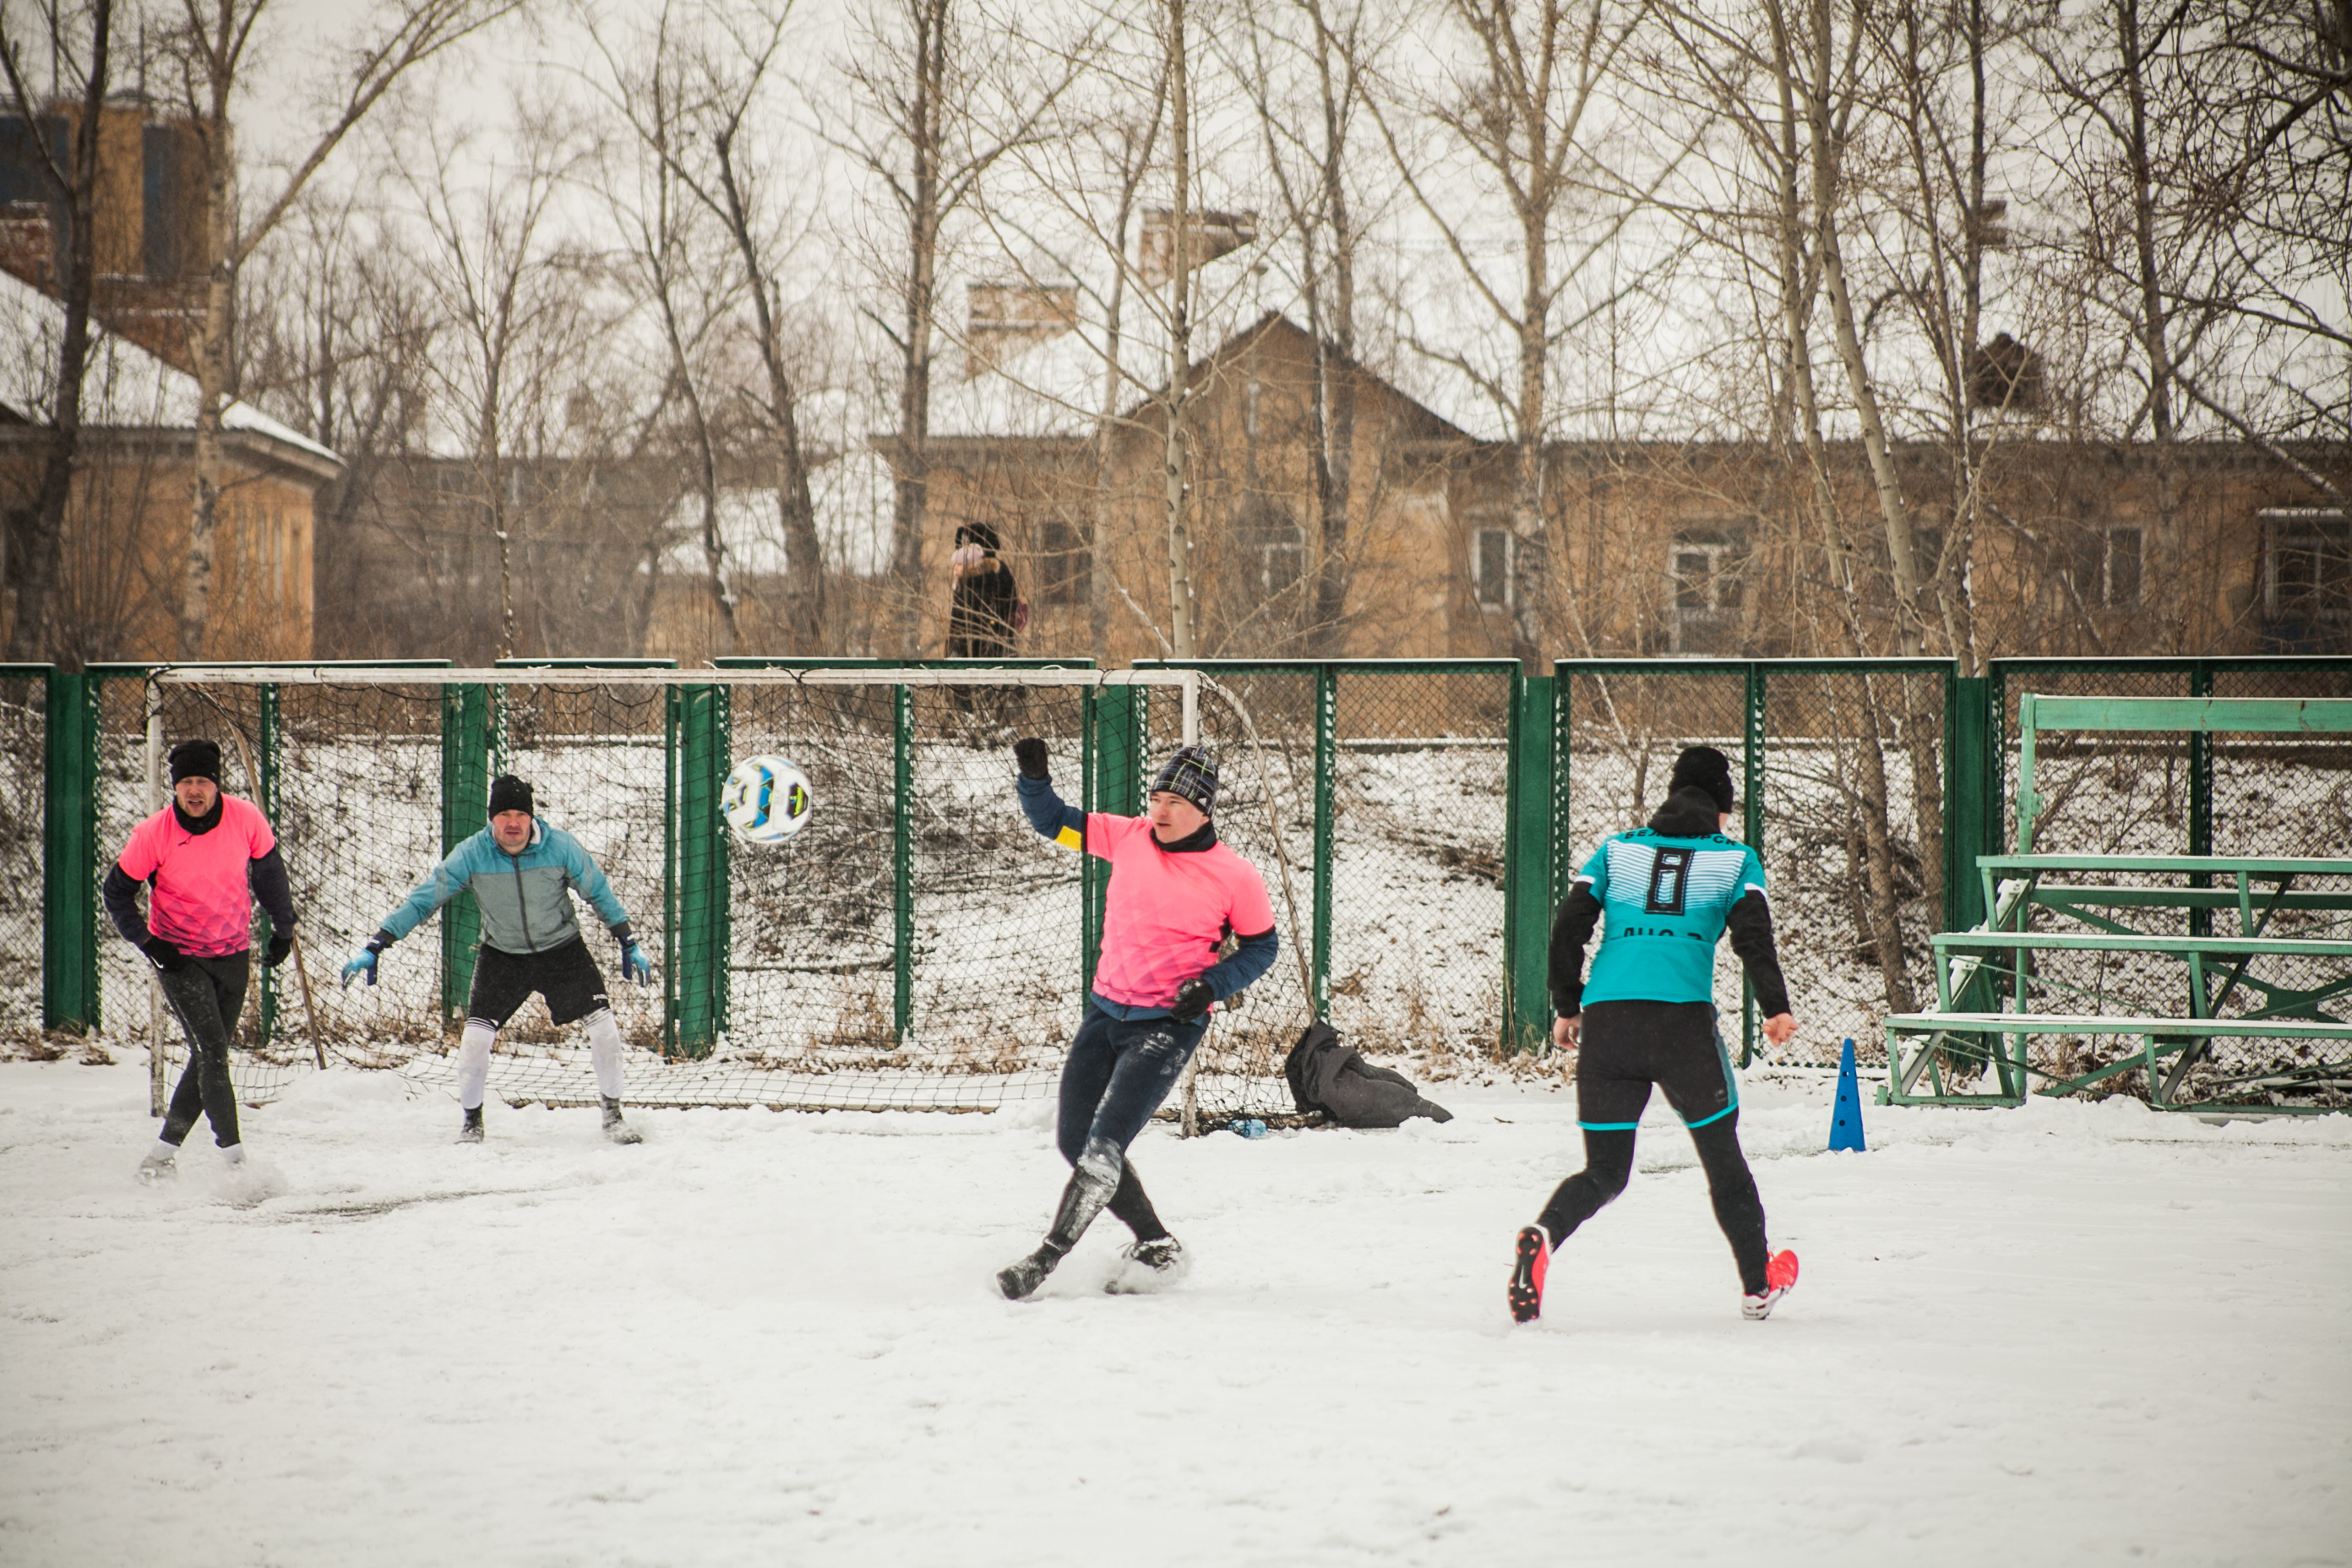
[947,521,1020,658]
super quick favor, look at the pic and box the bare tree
[591,0,830,652]
[836,0,1080,656]
[157,0,518,658]
[1228,0,1386,654]
[398,101,602,659]
[1364,0,1669,656]
[0,0,110,662]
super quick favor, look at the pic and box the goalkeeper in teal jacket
[342,774,653,1145]
[1506,746,1801,1326]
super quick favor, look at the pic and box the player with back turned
[1508,745,1802,1325]
[995,738,1280,1299]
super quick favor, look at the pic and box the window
[1473,527,1515,608]
[2262,510,2351,651]
[2064,525,2142,608]
[1667,529,1746,654]
[1236,498,1303,597]
[1035,514,1090,607]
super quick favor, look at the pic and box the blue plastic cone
[1828,1037,1867,1152]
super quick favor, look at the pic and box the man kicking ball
[1510,745,1801,1324]
[106,738,302,1180]
[997,739,1279,1299]
[342,775,653,1145]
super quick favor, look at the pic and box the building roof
[0,267,341,472]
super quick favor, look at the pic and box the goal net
[117,665,1311,1123]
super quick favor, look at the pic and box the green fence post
[2188,663,2214,936]
[1312,666,1337,1015]
[256,683,280,1046]
[1552,668,1576,906]
[893,683,914,1042]
[1943,673,1992,933]
[42,669,98,1033]
[1741,664,1766,1063]
[1504,670,1555,1054]
[667,682,727,1057]
[1084,684,1141,993]
[439,683,491,1031]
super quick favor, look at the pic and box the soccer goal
[120,662,1314,1122]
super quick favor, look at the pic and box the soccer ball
[721,754,814,845]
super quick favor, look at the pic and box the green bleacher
[1881,696,2352,1114]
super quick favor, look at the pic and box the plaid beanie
[168,739,221,785]
[1669,746,1736,814]
[1150,745,1219,815]
[488,775,534,817]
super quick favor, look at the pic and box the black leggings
[158,951,250,1149]
[1537,999,1769,1293]
[1055,1004,1211,1243]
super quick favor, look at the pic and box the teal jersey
[1575,830,1768,1007]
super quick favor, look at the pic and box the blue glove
[621,939,653,987]
[340,949,378,989]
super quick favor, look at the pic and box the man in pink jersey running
[996,738,1279,1299]
[103,739,301,1181]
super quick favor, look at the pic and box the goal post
[133,662,1302,1120]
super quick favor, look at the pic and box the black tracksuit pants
[157,951,250,1149]
[1538,999,1771,1294]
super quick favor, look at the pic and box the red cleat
[1742,1250,1800,1320]
[1508,1224,1551,1323]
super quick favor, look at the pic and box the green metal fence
[14,656,2350,1110]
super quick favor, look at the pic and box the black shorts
[466,939,610,1029]
[1575,999,1738,1132]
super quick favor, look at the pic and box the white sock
[220,1144,246,1166]
[583,1008,625,1101]
[456,1018,498,1111]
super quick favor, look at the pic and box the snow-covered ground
[4,1058,2348,1567]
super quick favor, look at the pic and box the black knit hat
[168,739,221,785]
[487,775,534,817]
[1150,744,1219,815]
[1669,745,1736,814]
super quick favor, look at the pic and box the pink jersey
[1087,813,1277,1009]
[115,796,277,958]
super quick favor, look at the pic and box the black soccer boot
[602,1096,644,1146]
[457,1106,485,1144]
[997,1138,1123,1300]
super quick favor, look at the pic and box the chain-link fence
[0,671,46,1036]
[36,657,2351,1117]
[1140,662,1517,1119]
[1556,662,1950,1070]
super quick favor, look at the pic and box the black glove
[1168,977,1214,1022]
[1013,738,1050,780]
[264,931,295,970]
[143,936,185,974]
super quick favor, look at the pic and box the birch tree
[160,0,520,658]
[0,0,110,662]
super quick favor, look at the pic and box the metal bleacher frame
[1881,695,2352,1114]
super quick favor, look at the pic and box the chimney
[965,279,1080,378]
[1138,209,1257,286]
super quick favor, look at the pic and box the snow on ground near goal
[3,1063,2346,1568]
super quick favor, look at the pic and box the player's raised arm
[1011,737,1086,851]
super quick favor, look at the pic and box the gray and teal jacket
[372,817,632,958]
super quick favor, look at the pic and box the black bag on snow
[1282,1021,1454,1128]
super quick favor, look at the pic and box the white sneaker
[220,1143,247,1168]
[1105,1236,1190,1294]
[136,1143,178,1184]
